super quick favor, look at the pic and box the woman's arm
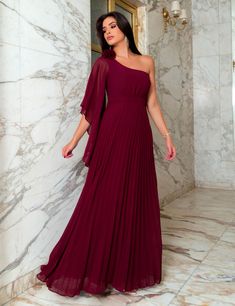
[62,57,108,161]
[70,115,90,146]
[145,55,176,160]
[62,115,90,158]
[146,56,170,136]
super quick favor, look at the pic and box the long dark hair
[96,11,142,58]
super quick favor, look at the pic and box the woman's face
[102,16,125,46]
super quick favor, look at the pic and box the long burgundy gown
[36,54,162,296]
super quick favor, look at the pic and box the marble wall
[0,0,92,302]
[147,0,195,204]
[193,0,235,188]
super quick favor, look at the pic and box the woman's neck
[113,42,132,59]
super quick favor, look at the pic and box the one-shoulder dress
[36,55,162,296]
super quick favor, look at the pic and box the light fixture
[162,1,188,33]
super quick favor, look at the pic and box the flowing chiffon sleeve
[80,56,109,167]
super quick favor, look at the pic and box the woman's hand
[62,141,77,158]
[164,136,176,161]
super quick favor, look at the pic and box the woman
[36,11,176,297]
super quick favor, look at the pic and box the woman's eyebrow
[102,21,116,30]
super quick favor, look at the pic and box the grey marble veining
[193,0,235,188]
[0,0,91,302]
[147,0,195,204]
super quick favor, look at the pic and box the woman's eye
[102,24,116,33]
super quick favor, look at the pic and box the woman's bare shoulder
[137,54,155,73]
[140,54,154,66]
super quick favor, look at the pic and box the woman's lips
[107,36,114,40]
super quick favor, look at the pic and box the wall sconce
[162,1,188,33]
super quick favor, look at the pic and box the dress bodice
[106,58,151,106]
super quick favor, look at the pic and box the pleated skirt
[36,99,162,296]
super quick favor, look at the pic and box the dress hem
[36,272,161,297]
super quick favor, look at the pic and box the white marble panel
[0,0,20,45]
[195,150,222,188]
[20,76,64,123]
[193,87,220,119]
[0,122,22,210]
[220,87,235,162]
[0,121,88,288]
[147,0,194,205]
[192,0,218,26]
[147,6,162,45]
[19,0,89,55]
[159,43,181,68]
[0,44,19,83]
[0,211,22,286]
[0,43,20,123]
[0,0,91,298]
[193,56,219,90]
[193,0,235,188]
[20,188,84,274]
[161,67,182,101]
[0,82,20,122]
[219,0,231,23]
[193,24,219,57]
[195,117,221,151]
[20,121,86,196]
[219,161,235,188]
[193,84,219,157]
[220,54,232,87]
[219,23,232,55]
[160,94,181,122]
[20,48,89,123]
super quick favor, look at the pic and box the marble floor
[4,188,235,306]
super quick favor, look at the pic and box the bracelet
[162,131,171,138]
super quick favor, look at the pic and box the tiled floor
[5,188,235,305]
